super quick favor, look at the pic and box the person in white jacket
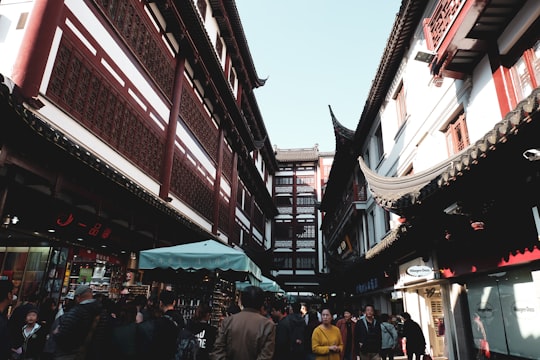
[380,314,398,360]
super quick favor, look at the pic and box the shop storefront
[464,265,540,359]
[396,258,449,359]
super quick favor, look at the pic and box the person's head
[308,310,319,324]
[300,302,308,316]
[240,286,265,311]
[25,307,39,325]
[159,290,176,309]
[380,313,390,323]
[401,312,412,321]
[74,285,93,303]
[343,308,352,321]
[193,303,212,322]
[270,300,287,321]
[118,301,138,325]
[321,307,333,325]
[364,304,375,319]
[133,294,148,310]
[291,302,302,314]
[0,280,14,307]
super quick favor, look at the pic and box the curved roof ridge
[329,105,355,144]
[358,153,459,208]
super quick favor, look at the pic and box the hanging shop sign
[406,265,433,278]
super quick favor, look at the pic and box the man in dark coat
[400,312,426,360]
[354,304,382,360]
[53,285,107,359]
[0,280,14,360]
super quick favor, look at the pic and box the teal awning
[139,239,262,283]
[236,275,285,293]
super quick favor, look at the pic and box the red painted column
[12,0,64,99]
[228,152,239,239]
[159,54,186,200]
[212,128,225,235]
[488,43,511,117]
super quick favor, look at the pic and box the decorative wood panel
[222,145,233,182]
[179,85,219,162]
[93,0,175,98]
[47,39,164,180]
[218,198,229,236]
[170,153,214,222]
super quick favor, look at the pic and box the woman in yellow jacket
[312,308,344,359]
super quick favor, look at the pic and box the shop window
[197,0,207,21]
[297,224,316,239]
[296,254,316,269]
[444,111,469,155]
[393,80,408,128]
[274,221,292,241]
[374,124,384,162]
[509,40,540,106]
[276,196,292,207]
[216,34,223,61]
[296,177,315,185]
[274,255,293,269]
[276,176,293,185]
[466,268,540,359]
[296,196,316,206]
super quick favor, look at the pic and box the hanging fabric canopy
[236,275,285,293]
[139,239,262,284]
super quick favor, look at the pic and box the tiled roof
[360,86,540,214]
[275,147,320,162]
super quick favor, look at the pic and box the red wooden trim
[212,128,225,234]
[524,49,538,89]
[492,65,511,117]
[12,0,65,98]
[436,0,476,58]
[502,66,518,110]
[160,55,186,200]
[228,153,238,239]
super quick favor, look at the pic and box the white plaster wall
[0,0,35,76]
[467,56,503,140]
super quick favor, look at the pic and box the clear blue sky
[235,1,402,152]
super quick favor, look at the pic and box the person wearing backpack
[184,304,215,360]
[379,314,398,360]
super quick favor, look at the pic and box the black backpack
[175,327,199,360]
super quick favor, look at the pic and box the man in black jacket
[354,304,382,360]
[53,285,105,360]
[0,280,14,360]
[400,312,426,360]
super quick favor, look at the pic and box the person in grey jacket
[210,286,275,360]
[379,314,398,360]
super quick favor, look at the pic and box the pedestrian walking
[354,304,382,360]
[400,312,426,360]
[186,304,217,360]
[304,310,320,360]
[311,308,343,360]
[379,313,398,360]
[0,280,14,360]
[210,285,275,360]
[335,308,356,360]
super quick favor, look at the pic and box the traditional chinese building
[321,1,540,359]
[0,0,277,302]
[272,145,333,294]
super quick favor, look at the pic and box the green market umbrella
[236,275,285,293]
[139,239,262,284]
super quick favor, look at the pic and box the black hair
[401,312,411,320]
[159,290,176,306]
[380,313,390,322]
[291,302,302,314]
[193,303,212,321]
[0,280,13,302]
[240,286,265,310]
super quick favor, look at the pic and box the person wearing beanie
[12,307,47,360]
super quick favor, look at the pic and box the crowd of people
[1,280,428,360]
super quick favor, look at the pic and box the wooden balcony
[424,0,527,79]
